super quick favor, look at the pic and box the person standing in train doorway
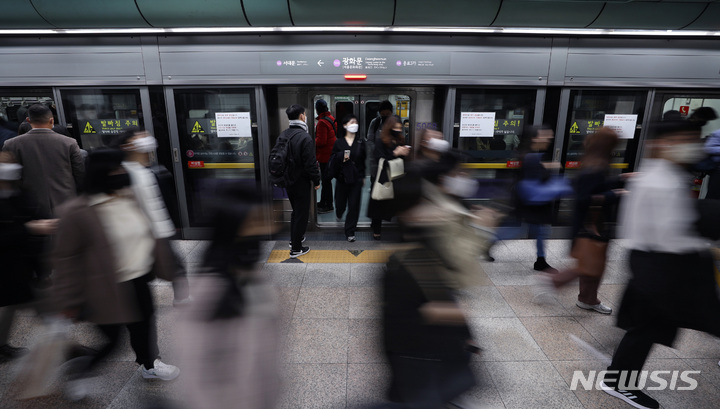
[314,99,337,214]
[367,100,394,182]
[284,105,321,258]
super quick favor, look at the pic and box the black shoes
[290,246,310,258]
[533,257,557,273]
[601,380,659,409]
[317,203,333,214]
[0,344,28,360]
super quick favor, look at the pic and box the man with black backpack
[314,99,337,214]
[269,104,320,258]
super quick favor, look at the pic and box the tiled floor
[1,238,718,408]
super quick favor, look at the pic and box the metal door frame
[164,85,264,239]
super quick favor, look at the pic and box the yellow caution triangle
[191,121,204,133]
[83,122,96,134]
[569,122,579,134]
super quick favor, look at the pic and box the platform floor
[1,238,719,408]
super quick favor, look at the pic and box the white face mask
[426,138,450,153]
[665,143,705,164]
[442,175,478,198]
[0,163,22,181]
[346,123,359,134]
[131,136,157,153]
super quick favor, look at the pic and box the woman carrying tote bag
[367,115,410,240]
[538,127,628,314]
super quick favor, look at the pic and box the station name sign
[261,52,451,75]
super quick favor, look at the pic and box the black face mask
[104,173,131,192]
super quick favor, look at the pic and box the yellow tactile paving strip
[267,249,395,263]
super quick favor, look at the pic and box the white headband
[0,163,22,181]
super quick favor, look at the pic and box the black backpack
[269,129,302,188]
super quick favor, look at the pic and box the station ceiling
[3,0,719,31]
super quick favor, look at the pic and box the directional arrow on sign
[317,60,324,67]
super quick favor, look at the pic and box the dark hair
[315,99,328,114]
[649,120,701,140]
[27,104,53,124]
[582,127,619,170]
[339,114,358,138]
[380,115,403,147]
[83,148,125,194]
[17,121,32,135]
[286,104,305,120]
[52,124,72,137]
[689,107,718,125]
[378,100,393,114]
[518,124,552,155]
[662,110,682,121]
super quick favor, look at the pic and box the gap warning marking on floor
[267,249,393,263]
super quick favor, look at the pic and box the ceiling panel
[684,3,720,30]
[395,0,500,26]
[289,0,394,26]
[3,1,54,29]
[31,0,150,28]
[136,0,248,27]
[589,2,707,29]
[494,1,604,28]
[242,0,292,26]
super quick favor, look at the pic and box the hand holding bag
[371,158,404,200]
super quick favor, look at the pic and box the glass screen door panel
[61,89,144,150]
[173,88,259,227]
[561,89,648,177]
[453,89,538,201]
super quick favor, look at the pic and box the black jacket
[287,125,321,186]
[330,136,366,184]
[0,191,39,307]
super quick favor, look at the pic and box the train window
[60,89,144,150]
[0,88,56,138]
[561,89,647,175]
[452,88,537,201]
[172,88,258,227]
[661,96,720,137]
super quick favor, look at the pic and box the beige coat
[52,196,174,325]
[3,128,85,218]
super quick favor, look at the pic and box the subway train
[1,31,719,239]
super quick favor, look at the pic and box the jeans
[494,220,550,258]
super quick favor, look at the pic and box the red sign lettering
[188,161,204,168]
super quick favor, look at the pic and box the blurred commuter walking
[52,149,179,400]
[377,151,485,409]
[179,185,279,409]
[115,127,191,305]
[330,114,366,242]
[487,126,569,272]
[368,115,410,240]
[538,127,626,313]
[601,120,720,409]
[0,152,57,362]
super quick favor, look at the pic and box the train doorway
[266,86,445,231]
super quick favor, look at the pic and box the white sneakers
[576,300,613,314]
[141,359,180,381]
